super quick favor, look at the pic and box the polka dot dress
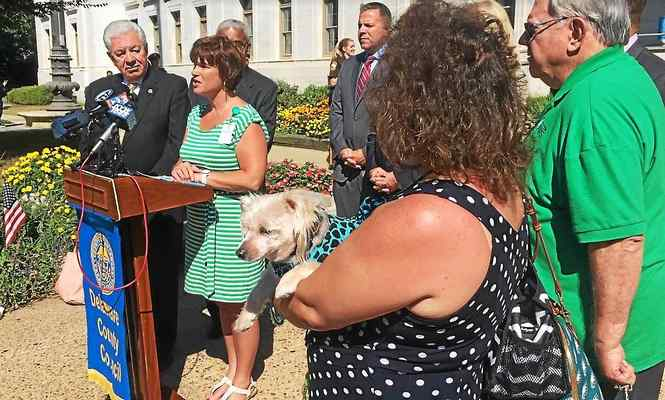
[305,180,530,399]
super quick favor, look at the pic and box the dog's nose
[236,247,247,259]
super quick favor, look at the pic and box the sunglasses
[523,16,570,43]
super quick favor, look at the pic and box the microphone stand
[89,121,118,156]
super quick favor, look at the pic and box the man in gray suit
[330,2,393,217]
[626,0,665,103]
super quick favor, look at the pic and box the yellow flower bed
[0,145,81,310]
[2,146,79,193]
[277,99,330,139]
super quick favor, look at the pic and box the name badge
[218,123,235,145]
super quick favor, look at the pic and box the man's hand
[346,149,366,168]
[595,342,636,386]
[339,148,353,160]
[369,167,398,193]
[171,160,201,182]
[339,148,364,169]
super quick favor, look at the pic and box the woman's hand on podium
[171,160,202,183]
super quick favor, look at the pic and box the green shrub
[300,85,329,106]
[6,85,53,105]
[266,159,332,194]
[0,146,79,310]
[277,80,301,109]
[526,95,550,124]
[277,80,329,109]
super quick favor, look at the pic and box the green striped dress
[180,104,268,303]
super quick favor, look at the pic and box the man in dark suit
[365,63,424,196]
[626,0,665,103]
[330,2,394,217]
[82,20,190,387]
[189,19,277,150]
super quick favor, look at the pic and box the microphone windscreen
[105,93,136,130]
[52,110,90,139]
[94,88,114,103]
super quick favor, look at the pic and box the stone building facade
[35,0,664,97]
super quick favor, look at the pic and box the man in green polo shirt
[521,0,665,398]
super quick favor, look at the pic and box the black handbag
[484,198,604,400]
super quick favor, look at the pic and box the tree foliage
[0,1,107,80]
[0,0,107,20]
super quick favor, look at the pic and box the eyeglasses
[523,16,570,43]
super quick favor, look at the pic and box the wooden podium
[64,169,213,400]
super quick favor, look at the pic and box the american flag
[2,182,27,247]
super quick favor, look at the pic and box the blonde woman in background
[448,0,515,45]
[326,38,356,166]
[327,38,356,97]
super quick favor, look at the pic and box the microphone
[87,93,137,156]
[88,121,119,156]
[105,92,137,130]
[87,88,115,116]
[52,110,90,140]
[51,88,119,139]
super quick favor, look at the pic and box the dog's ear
[284,189,330,213]
[285,196,297,212]
[283,189,327,262]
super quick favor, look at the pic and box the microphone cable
[73,156,150,293]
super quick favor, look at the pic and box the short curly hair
[366,0,530,200]
[190,35,246,93]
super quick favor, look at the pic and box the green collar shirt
[527,45,665,372]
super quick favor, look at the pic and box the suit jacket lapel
[353,52,368,108]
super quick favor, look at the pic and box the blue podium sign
[73,205,132,400]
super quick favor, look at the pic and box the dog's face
[237,189,331,263]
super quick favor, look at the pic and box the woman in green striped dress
[172,36,268,400]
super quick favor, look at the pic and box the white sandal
[209,375,232,398]
[219,381,258,400]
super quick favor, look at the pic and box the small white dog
[233,189,333,332]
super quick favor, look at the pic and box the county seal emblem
[90,232,115,295]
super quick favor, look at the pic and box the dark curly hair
[190,35,246,93]
[365,0,530,200]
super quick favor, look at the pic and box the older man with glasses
[521,0,665,398]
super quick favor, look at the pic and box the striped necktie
[355,55,376,100]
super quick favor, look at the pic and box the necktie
[127,83,139,102]
[355,55,376,100]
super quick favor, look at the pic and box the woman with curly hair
[275,0,532,398]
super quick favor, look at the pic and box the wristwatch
[199,169,210,185]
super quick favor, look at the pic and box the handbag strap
[524,196,571,319]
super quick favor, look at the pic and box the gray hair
[549,0,629,46]
[103,20,148,51]
[216,19,249,37]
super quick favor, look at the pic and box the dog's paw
[274,261,319,299]
[234,309,258,332]
[274,277,298,299]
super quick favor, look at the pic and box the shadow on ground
[161,276,276,390]
[0,127,77,166]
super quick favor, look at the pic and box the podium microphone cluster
[88,92,137,156]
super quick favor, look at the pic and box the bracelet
[199,169,210,185]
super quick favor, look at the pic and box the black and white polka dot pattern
[305,180,530,399]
